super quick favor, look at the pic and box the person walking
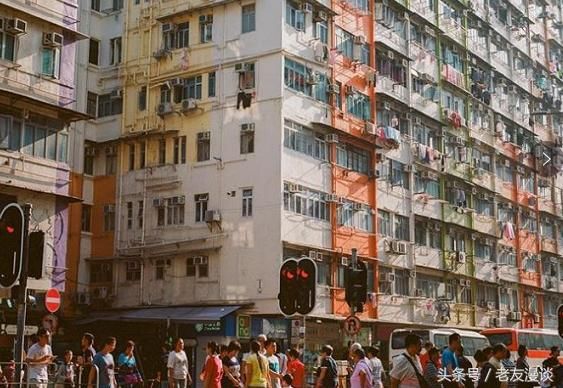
[366,347,384,388]
[501,348,516,388]
[477,343,507,388]
[441,334,461,388]
[276,346,288,377]
[516,345,535,388]
[26,328,56,388]
[419,343,434,372]
[287,349,304,388]
[79,333,97,387]
[221,340,242,388]
[542,346,560,388]
[315,345,338,388]
[457,346,473,388]
[350,348,373,388]
[203,342,223,388]
[390,334,424,388]
[244,340,270,388]
[117,341,142,388]
[160,344,171,388]
[265,340,282,388]
[89,337,118,388]
[168,338,192,388]
[55,350,76,388]
[423,348,441,388]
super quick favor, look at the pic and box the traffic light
[345,260,368,313]
[278,258,317,316]
[558,304,563,338]
[28,231,45,279]
[295,258,317,315]
[279,259,299,316]
[0,204,24,288]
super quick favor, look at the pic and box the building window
[195,193,209,222]
[394,215,409,241]
[336,144,370,175]
[336,28,354,58]
[242,4,256,33]
[240,124,255,154]
[140,141,146,168]
[199,15,213,43]
[414,221,426,246]
[186,256,208,277]
[112,0,123,11]
[89,39,100,65]
[81,205,92,232]
[138,86,147,111]
[238,63,255,90]
[176,22,189,48]
[284,58,312,96]
[315,21,328,44]
[283,183,330,222]
[389,160,409,189]
[137,200,144,229]
[90,262,112,283]
[91,0,100,11]
[415,276,441,299]
[160,85,172,104]
[103,204,115,232]
[283,119,328,161]
[242,189,253,217]
[337,202,373,231]
[87,92,98,117]
[166,199,185,225]
[155,260,165,280]
[157,204,165,226]
[184,76,203,100]
[197,132,211,162]
[41,48,60,78]
[126,202,133,229]
[378,210,391,237]
[110,37,122,65]
[125,261,141,281]
[158,139,166,165]
[162,24,175,50]
[208,72,216,97]
[128,144,135,171]
[394,269,410,296]
[105,146,117,175]
[346,91,371,120]
[285,2,305,30]
[475,241,493,261]
[84,147,94,175]
[497,250,516,266]
[98,93,122,117]
[174,136,186,164]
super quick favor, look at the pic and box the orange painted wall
[91,175,116,258]
[63,172,84,313]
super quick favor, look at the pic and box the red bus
[481,328,563,369]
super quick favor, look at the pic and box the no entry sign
[45,288,60,313]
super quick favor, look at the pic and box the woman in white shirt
[168,338,193,388]
[366,347,384,388]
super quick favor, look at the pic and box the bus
[481,328,563,368]
[389,328,490,368]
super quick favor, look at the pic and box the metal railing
[0,362,100,388]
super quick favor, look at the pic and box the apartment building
[0,0,87,347]
[71,0,563,370]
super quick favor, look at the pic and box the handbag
[124,372,140,385]
[402,353,430,388]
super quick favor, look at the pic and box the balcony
[512,70,531,93]
[490,54,512,80]
[489,14,510,38]
[446,158,471,180]
[467,39,488,62]
[472,213,497,236]
[519,229,538,254]
[414,246,442,269]
[441,64,466,91]
[440,18,466,46]
[411,92,440,118]
[376,25,408,57]
[410,43,438,79]
[541,238,558,254]
[410,0,437,25]
[443,204,472,228]
[534,122,554,144]
[413,194,442,219]
[376,76,409,105]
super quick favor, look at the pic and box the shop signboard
[252,318,289,339]
[237,315,251,339]
[194,321,223,336]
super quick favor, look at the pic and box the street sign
[2,324,37,336]
[344,315,361,336]
[45,288,61,313]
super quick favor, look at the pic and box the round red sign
[45,288,61,313]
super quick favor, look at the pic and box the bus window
[519,333,563,350]
[462,337,490,356]
[434,335,448,351]
[391,331,429,349]
[484,333,512,347]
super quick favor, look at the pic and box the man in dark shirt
[542,347,560,388]
[316,345,338,388]
[79,333,96,387]
[221,341,241,388]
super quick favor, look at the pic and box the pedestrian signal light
[345,260,368,313]
[278,258,317,316]
[0,204,24,288]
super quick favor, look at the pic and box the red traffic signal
[278,257,317,316]
[0,204,24,288]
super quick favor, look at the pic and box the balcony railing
[375,25,408,55]
[376,76,409,104]
[440,18,466,45]
[441,64,466,90]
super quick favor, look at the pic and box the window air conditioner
[197,132,211,141]
[6,18,27,34]
[241,123,255,132]
[43,32,63,47]
[325,134,339,143]
[390,240,407,254]
[382,273,395,282]
[507,311,522,321]
[205,210,221,223]
[456,251,466,263]
[341,257,350,266]
[181,99,197,112]
[300,2,313,12]
[157,103,174,115]
[314,10,328,21]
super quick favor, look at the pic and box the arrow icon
[543,152,552,166]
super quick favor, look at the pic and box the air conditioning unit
[197,132,211,141]
[157,102,174,115]
[287,183,300,193]
[76,292,91,306]
[533,314,540,324]
[193,256,208,265]
[300,2,313,12]
[176,196,186,204]
[507,311,522,321]
[205,210,221,223]
[105,145,117,155]
[153,48,170,60]
[364,121,375,134]
[527,196,537,207]
[453,136,464,145]
[241,123,255,132]
[6,18,27,34]
[387,51,395,60]
[314,10,328,21]
[306,73,319,84]
[326,194,339,202]
[353,35,366,45]
[327,84,340,94]
[352,203,363,211]
[325,134,339,143]
[42,32,63,47]
[181,99,197,112]
[421,171,438,180]
[383,101,391,110]
[92,287,108,299]
[414,117,422,125]
[390,240,407,255]
[486,301,496,310]
[402,59,409,67]
[456,251,466,263]
[169,77,183,86]
[162,23,176,33]
[341,257,350,266]
[153,198,165,207]
[110,89,122,99]
[499,287,509,294]
[382,273,395,282]
[516,165,525,174]
[85,147,96,157]
[415,289,424,297]
[235,63,251,73]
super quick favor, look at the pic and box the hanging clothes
[483,90,491,105]
[455,189,467,208]
[503,221,515,240]
[237,91,252,109]
[458,147,467,163]
[391,114,399,128]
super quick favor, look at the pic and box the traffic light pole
[350,249,357,317]
[14,204,31,384]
